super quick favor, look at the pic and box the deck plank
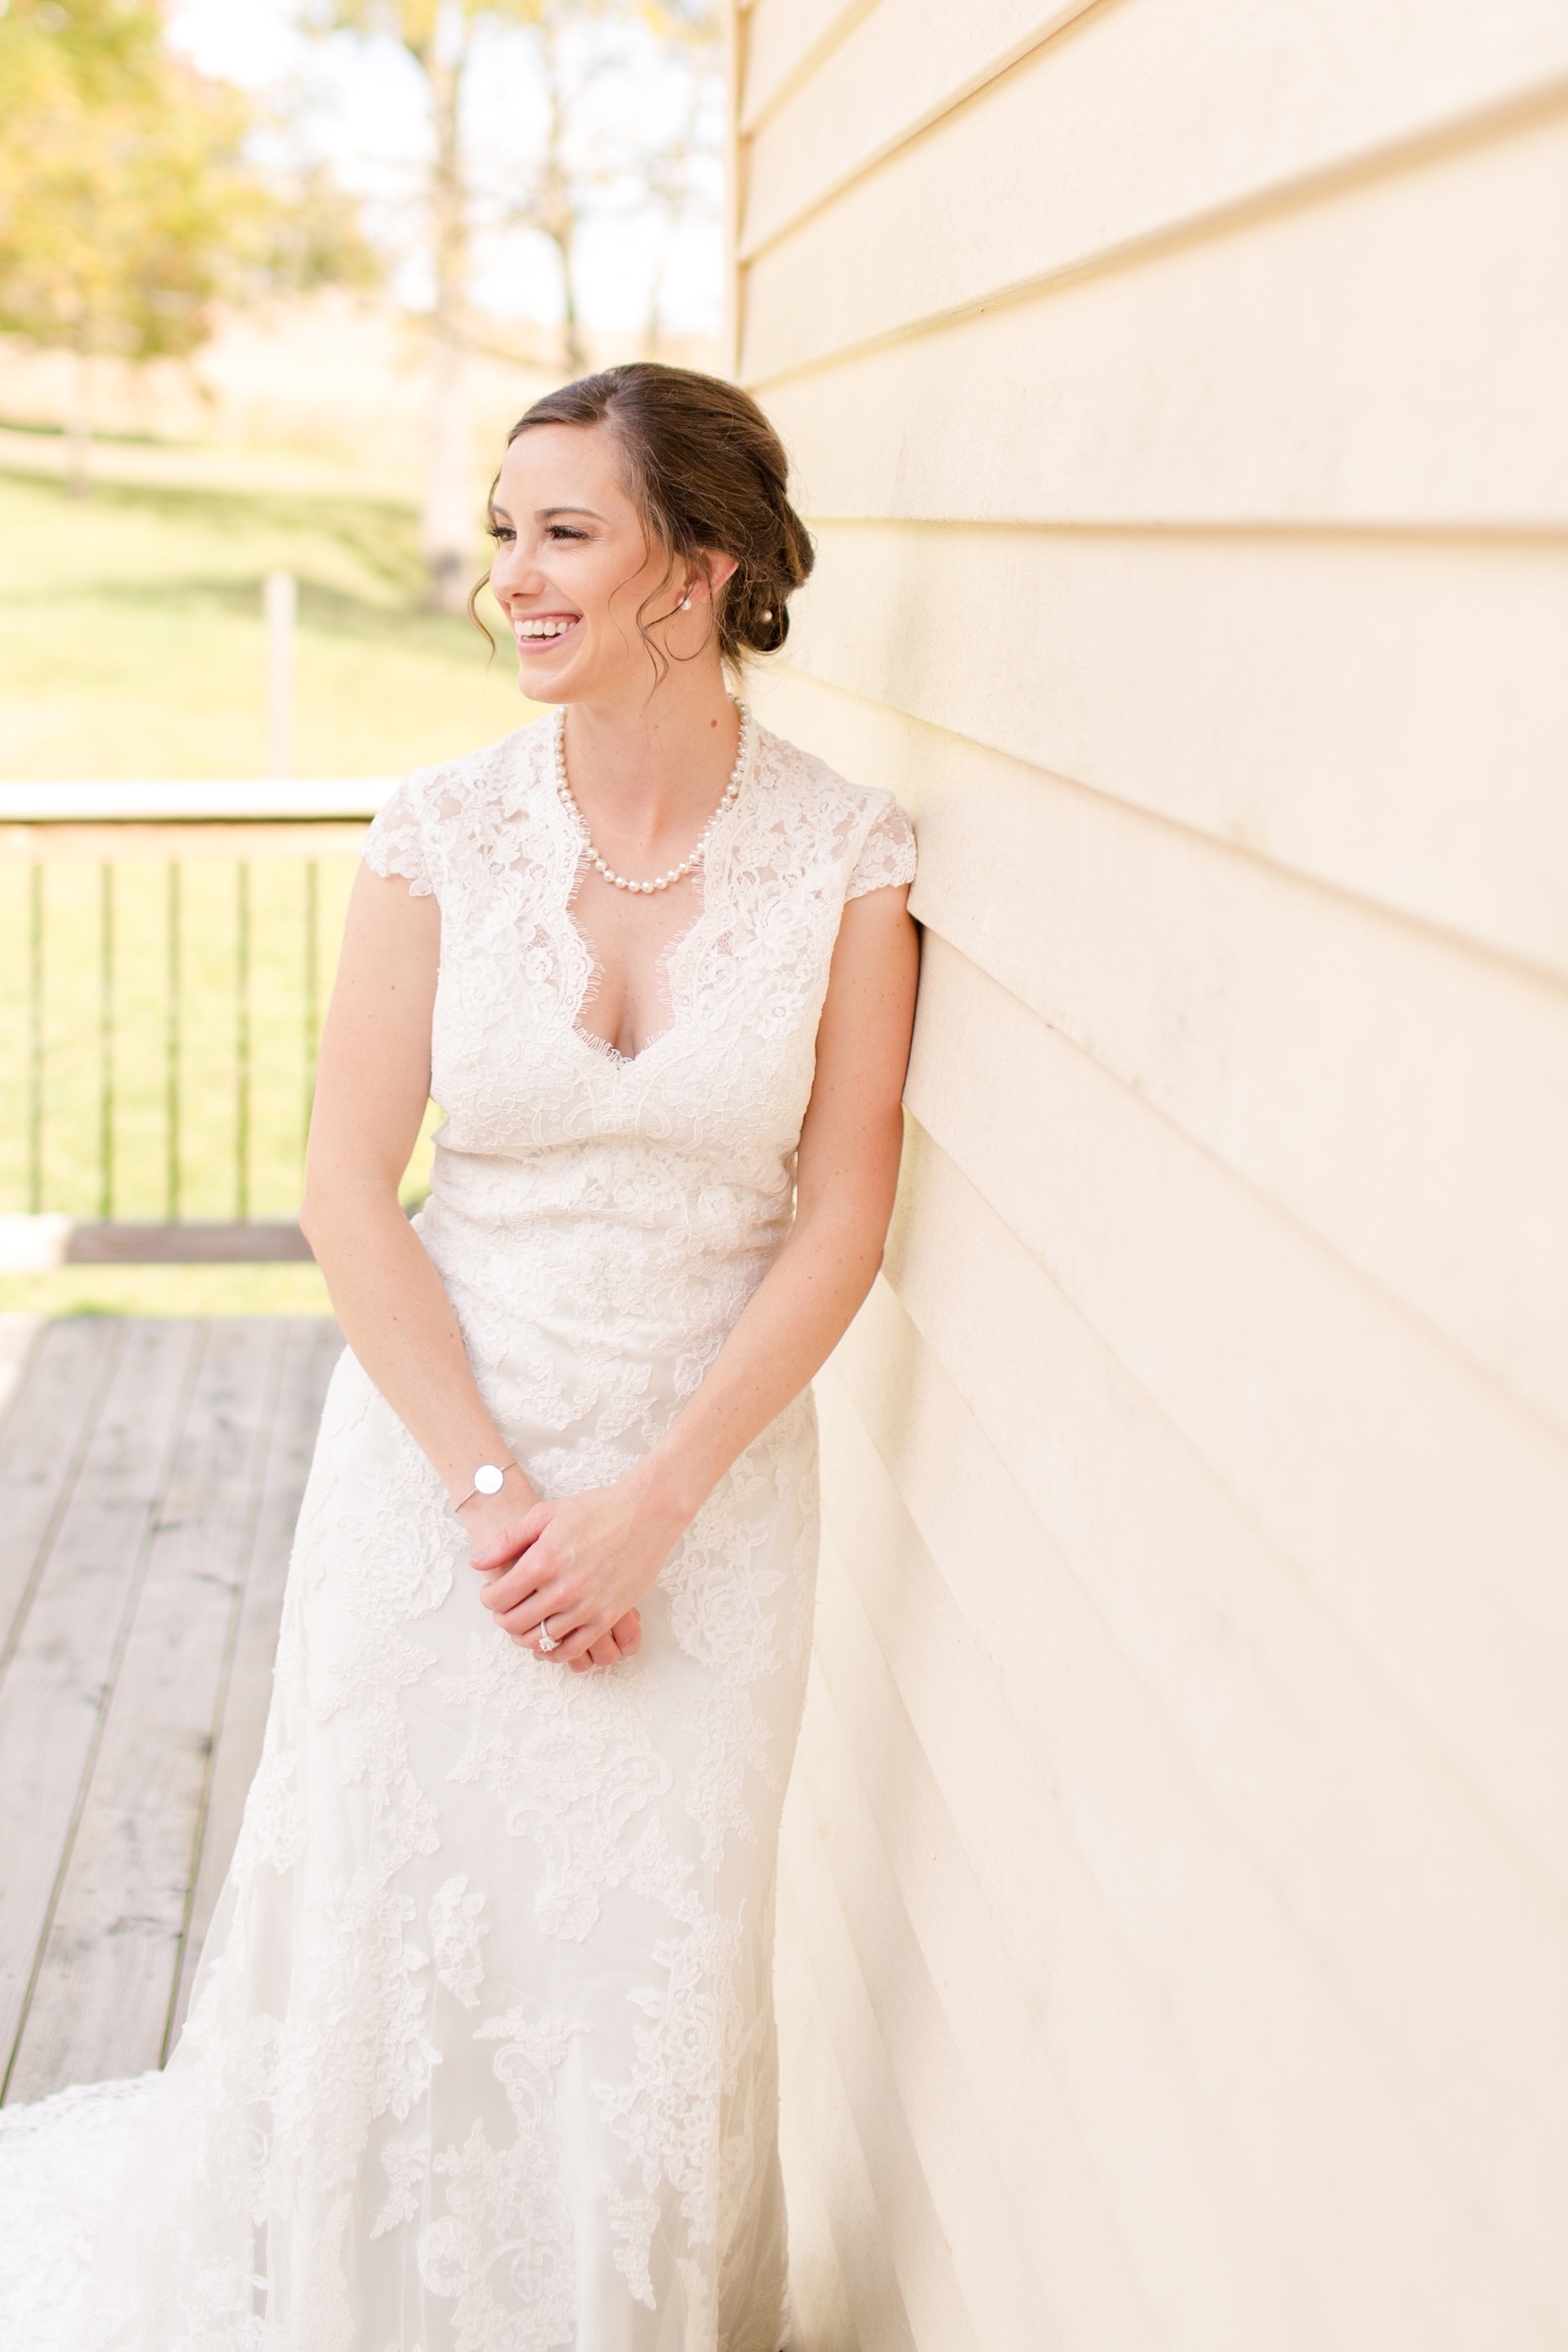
[6,1323,287,2100]
[0,1316,45,1425]
[0,1316,341,2100]
[169,1319,341,2043]
[0,1319,124,1658]
[0,1321,204,2095]
[65,1222,314,1265]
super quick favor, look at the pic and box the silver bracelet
[455,1460,518,1512]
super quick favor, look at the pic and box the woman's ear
[687,552,739,602]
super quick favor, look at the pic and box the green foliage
[0,0,377,365]
[315,2,547,62]
[634,0,720,42]
[0,0,160,110]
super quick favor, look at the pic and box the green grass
[0,851,384,1220]
[0,440,498,1295]
[0,849,445,1226]
[0,456,530,779]
[0,1262,335,1317]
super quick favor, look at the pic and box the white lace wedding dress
[0,709,914,2352]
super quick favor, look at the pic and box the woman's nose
[494,551,542,600]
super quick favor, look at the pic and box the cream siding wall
[728,5,1568,2347]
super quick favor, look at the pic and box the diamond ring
[536,1621,558,1654]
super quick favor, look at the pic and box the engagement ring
[536,1622,558,1653]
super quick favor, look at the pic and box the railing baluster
[98,859,114,1221]
[235,859,251,1221]
[303,857,319,1173]
[3,802,375,1227]
[27,862,44,1215]
[166,861,181,1222]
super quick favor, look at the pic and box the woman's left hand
[469,1475,686,1667]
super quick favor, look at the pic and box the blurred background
[0,0,722,1315]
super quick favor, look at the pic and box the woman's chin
[514,639,601,697]
[515,657,574,702]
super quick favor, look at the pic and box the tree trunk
[644,74,705,360]
[553,222,588,375]
[67,342,93,500]
[537,17,587,378]
[423,317,473,615]
[643,230,667,358]
[422,42,473,615]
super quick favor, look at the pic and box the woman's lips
[514,614,582,655]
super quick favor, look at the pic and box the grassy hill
[0,428,536,1313]
[0,428,528,782]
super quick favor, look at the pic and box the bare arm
[300,863,640,1665]
[477,880,920,1660]
[639,879,920,1519]
[301,865,491,1495]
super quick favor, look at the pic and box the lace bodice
[364,710,916,1476]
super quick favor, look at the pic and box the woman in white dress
[0,363,916,2352]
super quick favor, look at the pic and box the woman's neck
[557,660,743,837]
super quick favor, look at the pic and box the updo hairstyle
[488,361,814,665]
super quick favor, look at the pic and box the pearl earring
[679,595,691,610]
[761,608,773,621]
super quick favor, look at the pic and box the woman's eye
[547,525,588,542]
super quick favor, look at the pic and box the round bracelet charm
[456,1460,515,1512]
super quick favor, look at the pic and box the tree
[0,0,375,494]
[506,2,597,376]
[321,1,722,610]
[321,0,553,612]
[507,1,721,366]
[629,0,720,356]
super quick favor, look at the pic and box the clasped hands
[459,1472,682,1671]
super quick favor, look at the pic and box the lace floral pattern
[0,712,913,2352]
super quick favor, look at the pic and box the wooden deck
[0,1315,341,2106]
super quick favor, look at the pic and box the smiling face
[485,421,731,707]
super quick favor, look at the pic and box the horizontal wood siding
[730,2,1568,2344]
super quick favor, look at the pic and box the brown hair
[475,361,814,667]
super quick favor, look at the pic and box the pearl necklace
[554,706,750,894]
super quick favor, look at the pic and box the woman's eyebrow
[539,505,608,521]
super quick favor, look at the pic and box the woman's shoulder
[389,711,555,821]
[751,716,894,818]
[361,715,555,891]
[750,717,916,899]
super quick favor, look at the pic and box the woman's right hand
[456,1485,641,1670]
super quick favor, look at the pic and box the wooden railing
[0,782,392,1235]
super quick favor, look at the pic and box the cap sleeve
[846,796,916,902]
[362,773,434,898]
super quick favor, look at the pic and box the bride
[0,362,917,2352]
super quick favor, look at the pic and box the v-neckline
[547,709,753,1070]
